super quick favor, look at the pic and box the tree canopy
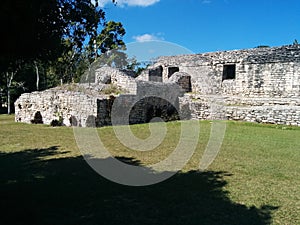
[0,0,105,62]
[0,0,126,113]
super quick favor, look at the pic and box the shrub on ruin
[102,84,123,95]
[50,116,63,127]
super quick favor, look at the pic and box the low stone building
[152,44,300,126]
[15,44,300,126]
[15,69,185,127]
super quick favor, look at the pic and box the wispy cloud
[133,33,164,42]
[97,0,160,7]
[202,0,212,4]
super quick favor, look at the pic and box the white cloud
[97,0,160,7]
[133,33,164,42]
[97,0,110,7]
[202,0,212,4]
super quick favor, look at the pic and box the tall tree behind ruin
[0,0,124,113]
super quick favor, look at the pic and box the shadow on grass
[0,147,277,225]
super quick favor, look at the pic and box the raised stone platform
[179,94,300,126]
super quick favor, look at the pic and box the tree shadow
[0,147,278,225]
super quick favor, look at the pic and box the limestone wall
[232,62,300,97]
[176,61,300,97]
[112,81,184,125]
[15,81,185,127]
[15,89,113,127]
[156,45,300,97]
[95,66,137,94]
[167,72,192,92]
[179,94,300,126]
[15,45,300,127]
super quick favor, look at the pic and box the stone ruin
[15,44,300,127]
[15,65,187,127]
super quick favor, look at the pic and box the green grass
[0,114,299,225]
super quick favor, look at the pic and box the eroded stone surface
[15,45,300,126]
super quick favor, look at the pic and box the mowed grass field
[0,114,299,225]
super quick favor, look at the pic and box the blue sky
[99,0,300,54]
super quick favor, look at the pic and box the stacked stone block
[15,89,112,127]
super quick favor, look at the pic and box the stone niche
[168,72,192,93]
[149,66,163,82]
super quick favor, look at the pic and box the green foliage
[48,39,90,84]
[0,0,105,62]
[89,50,128,70]
[102,84,124,95]
[51,112,64,126]
[293,39,299,45]
[127,60,151,77]
[89,21,126,59]
[0,0,126,112]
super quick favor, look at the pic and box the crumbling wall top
[244,45,300,63]
[156,44,300,65]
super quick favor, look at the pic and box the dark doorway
[31,111,43,124]
[222,65,236,81]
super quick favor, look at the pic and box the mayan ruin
[15,44,300,127]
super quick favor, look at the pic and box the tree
[0,59,24,114]
[0,0,124,113]
[293,39,299,45]
[0,0,107,85]
[48,39,90,84]
[87,21,126,60]
[0,0,105,61]
[49,20,127,84]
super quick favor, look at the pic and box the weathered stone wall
[113,95,179,125]
[179,94,300,126]
[15,45,300,127]
[167,72,192,92]
[135,81,184,100]
[135,70,149,81]
[15,81,185,127]
[225,106,300,126]
[112,81,184,125]
[176,61,300,97]
[96,66,137,94]
[135,66,164,82]
[15,89,113,127]
[156,45,300,97]
[233,62,300,97]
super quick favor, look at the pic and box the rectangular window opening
[168,67,179,78]
[223,64,236,81]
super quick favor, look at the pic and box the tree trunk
[7,86,11,115]
[44,67,47,89]
[6,72,14,115]
[0,86,2,110]
[35,61,40,91]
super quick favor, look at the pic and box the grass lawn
[0,114,299,225]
